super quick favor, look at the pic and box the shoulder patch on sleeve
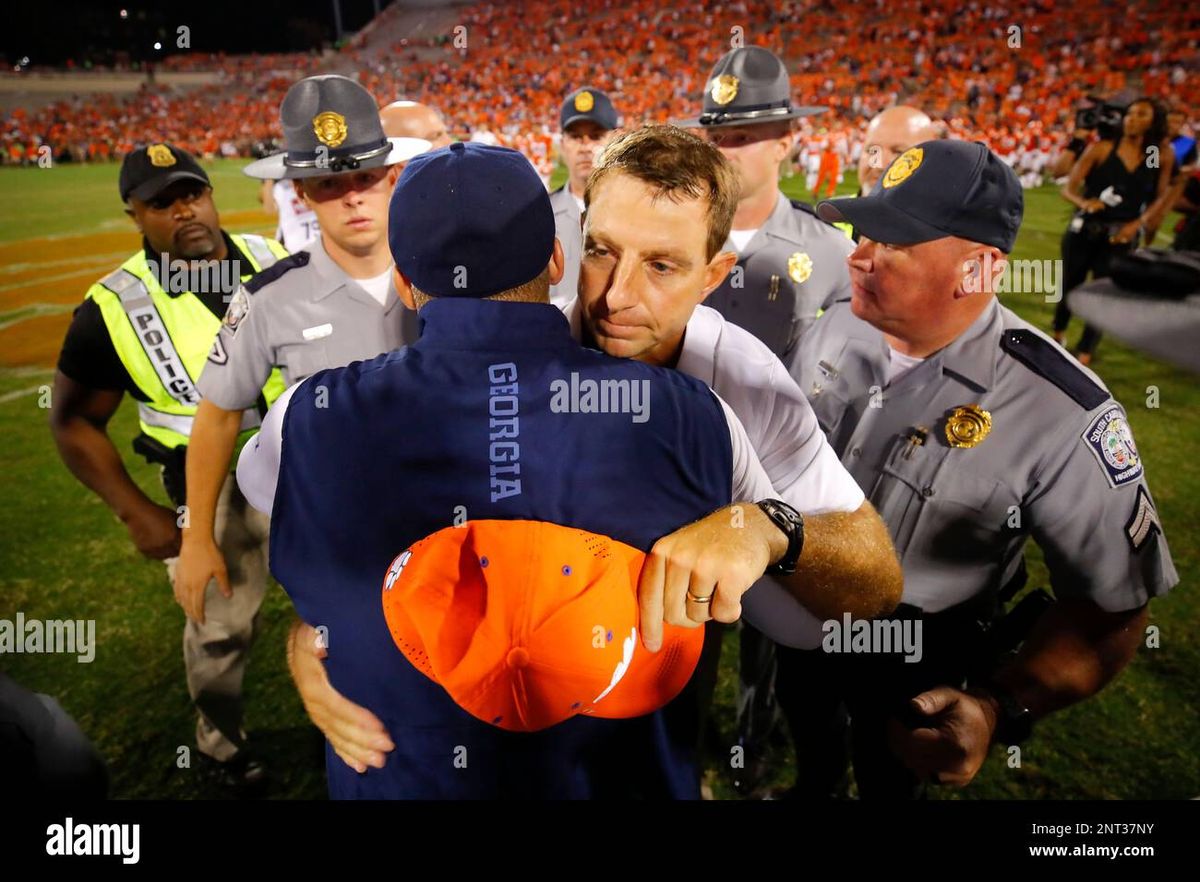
[1082,403,1144,489]
[1125,485,1162,551]
[1000,329,1108,409]
[222,286,251,333]
[244,251,310,295]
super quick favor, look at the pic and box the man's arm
[287,618,394,773]
[49,370,180,559]
[638,396,903,652]
[888,599,1147,788]
[174,399,244,623]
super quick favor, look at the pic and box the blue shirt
[268,298,735,798]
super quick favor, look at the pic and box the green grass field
[0,159,1195,799]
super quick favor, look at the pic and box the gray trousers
[166,475,270,761]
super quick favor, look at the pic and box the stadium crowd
[2,0,1196,178]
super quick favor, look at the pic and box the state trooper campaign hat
[674,46,825,128]
[817,140,1024,253]
[119,142,211,202]
[388,141,555,299]
[244,74,430,180]
[560,87,619,132]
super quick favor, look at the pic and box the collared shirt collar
[416,298,576,351]
[930,296,1001,393]
[721,192,799,258]
[308,235,403,315]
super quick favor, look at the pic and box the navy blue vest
[270,299,733,798]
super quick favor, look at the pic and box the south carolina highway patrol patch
[223,287,250,333]
[1082,404,1143,488]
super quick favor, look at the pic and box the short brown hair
[584,125,740,260]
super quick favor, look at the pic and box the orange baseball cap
[381,519,704,732]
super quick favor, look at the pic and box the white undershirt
[728,228,758,252]
[572,193,585,213]
[356,267,394,307]
[885,346,926,385]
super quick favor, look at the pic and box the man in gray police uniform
[676,46,853,362]
[173,75,429,632]
[675,46,856,792]
[775,139,1179,798]
[549,87,619,307]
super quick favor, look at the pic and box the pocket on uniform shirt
[278,342,329,385]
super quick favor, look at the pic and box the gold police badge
[944,404,992,448]
[574,91,594,113]
[147,144,176,167]
[711,74,739,106]
[881,146,924,189]
[312,111,348,148]
[788,252,813,283]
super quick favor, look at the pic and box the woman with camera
[1054,97,1176,365]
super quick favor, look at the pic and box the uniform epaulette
[244,251,311,294]
[790,197,839,230]
[1000,328,1109,409]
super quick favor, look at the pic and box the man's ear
[547,238,566,286]
[124,205,142,234]
[394,267,417,310]
[699,250,738,303]
[293,179,310,208]
[955,244,1005,299]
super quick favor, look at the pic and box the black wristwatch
[756,499,805,576]
[979,681,1034,746]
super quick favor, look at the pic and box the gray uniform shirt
[198,237,419,411]
[548,185,583,308]
[705,191,853,365]
[796,298,1178,614]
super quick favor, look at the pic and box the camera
[1075,99,1125,139]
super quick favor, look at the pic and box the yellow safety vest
[86,233,289,450]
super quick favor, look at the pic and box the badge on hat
[312,111,348,148]
[944,404,992,448]
[711,74,739,106]
[147,144,176,168]
[574,91,594,113]
[788,252,813,284]
[882,146,924,189]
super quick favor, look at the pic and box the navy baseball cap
[119,143,210,203]
[560,87,618,132]
[389,141,555,299]
[818,140,1024,253]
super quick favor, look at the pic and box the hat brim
[670,106,826,128]
[126,170,210,202]
[561,113,617,132]
[817,194,951,245]
[242,137,431,180]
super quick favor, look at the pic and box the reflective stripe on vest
[239,234,278,271]
[90,235,287,449]
[137,403,262,438]
[105,268,201,408]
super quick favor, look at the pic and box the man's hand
[124,502,182,561]
[886,686,999,788]
[173,536,230,624]
[1081,198,1107,214]
[287,620,394,773]
[638,503,787,652]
